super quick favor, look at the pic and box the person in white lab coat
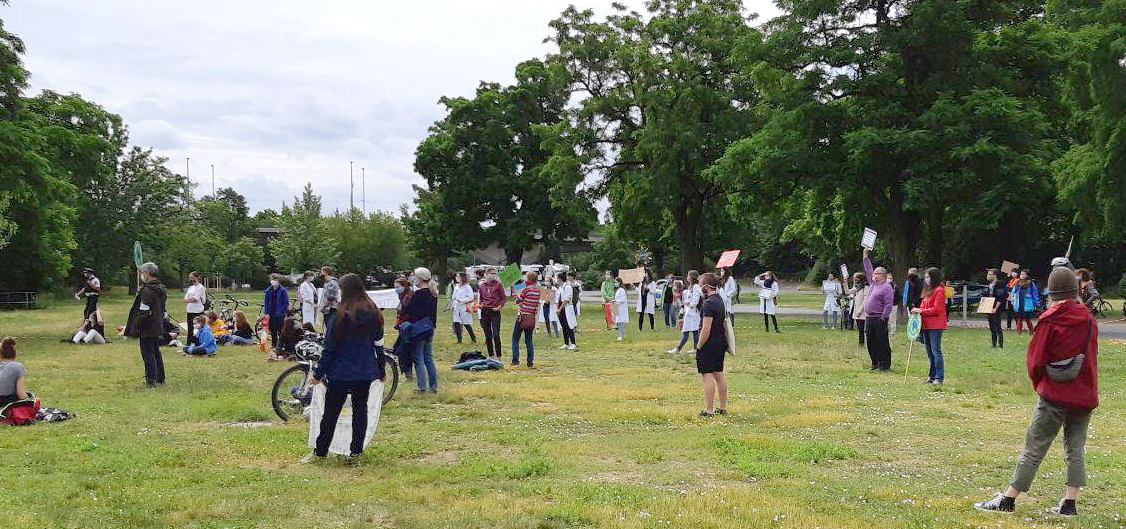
[298,271,318,329]
[556,272,578,350]
[668,270,701,354]
[822,273,844,330]
[635,271,657,331]
[450,272,478,344]
[719,268,737,326]
[755,271,781,333]
[614,278,630,341]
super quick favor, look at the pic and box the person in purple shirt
[863,248,895,371]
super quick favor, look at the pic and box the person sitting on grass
[218,310,256,346]
[71,309,108,345]
[268,316,303,361]
[0,337,30,408]
[696,273,729,418]
[975,267,1099,518]
[183,316,218,357]
[161,317,183,348]
[206,311,229,341]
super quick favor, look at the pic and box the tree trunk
[674,195,705,273]
[504,246,524,267]
[886,182,920,281]
[924,206,944,267]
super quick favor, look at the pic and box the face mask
[394,286,405,294]
[270,280,280,288]
[487,274,497,281]
[923,277,931,286]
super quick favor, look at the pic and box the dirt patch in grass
[417,449,458,465]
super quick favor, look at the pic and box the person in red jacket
[911,267,947,385]
[975,267,1098,518]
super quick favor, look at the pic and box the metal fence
[0,292,37,309]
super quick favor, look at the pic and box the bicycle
[270,330,399,422]
[1087,297,1112,318]
[216,294,250,323]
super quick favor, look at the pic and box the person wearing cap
[75,268,101,319]
[975,267,1098,517]
[403,267,439,393]
[125,262,168,387]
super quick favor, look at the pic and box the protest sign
[977,297,997,314]
[716,250,741,268]
[617,267,645,284]
[367,289,400,309]
[861,228,877,250]
[1001,261,1019,274]
[499,263,522,289]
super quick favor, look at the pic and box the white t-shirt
[185,283,206,314]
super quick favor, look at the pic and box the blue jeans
[219,335,255,345]
[677,330,699,351]
[923,329,944,381]
[511,319,534,366]
[412,336,438,391]
[184,345,213,356]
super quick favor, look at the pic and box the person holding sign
[985,269,1009,348]
[754,271,781,333]
[911,267,947,384]
[556,272,578,350]
[862,248,894,371]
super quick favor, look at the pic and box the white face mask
[270,280,280,288]
[923,277,931,286]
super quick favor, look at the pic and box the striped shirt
[516,285,541,315]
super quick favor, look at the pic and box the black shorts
[696,347,726,374]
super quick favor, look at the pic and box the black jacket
[905,274,923,308]
[126,279,168,338]
[987,281,1009,310]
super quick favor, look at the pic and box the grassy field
[2,288,1124,529]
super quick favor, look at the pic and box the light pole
[210,164,215,196]
[361,167,366,216]
[186,157,190,181]
[349,161,355,213]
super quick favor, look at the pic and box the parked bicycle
[270,330,399,422]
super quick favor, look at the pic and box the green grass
[2,288,1125,528]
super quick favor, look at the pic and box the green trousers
[1011,397,1092,492]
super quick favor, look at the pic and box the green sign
[133,241,143,268]
[499,263,522,289]
[906,314,922,341]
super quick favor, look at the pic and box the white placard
[839,264,849,280]
[861,228,877,250]
[367,289,400,309]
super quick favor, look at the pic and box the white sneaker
[558,345,569,350]
[686,349,697,354]
[299,452,324,464]
[616,336,623,341]
[666,348,679,354]
[568,344,577,351]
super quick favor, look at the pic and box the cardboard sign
[540,288,555,304]
[716,250,741,268]
[617,267,645,285]
[1001,261,1020,274]
[861,228,877,250]
[840,264,849,281]
[977,297,997,314]
[499,263,522,289]
[366,289,400,309]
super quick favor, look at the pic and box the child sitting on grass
[183,316,218,357]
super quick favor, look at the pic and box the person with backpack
[1011,269,1040,334]
[404,267,439,393]
[975,267,1099,517]
[126,262,169,387]
[184,271,207,346]
[511,271,541,368]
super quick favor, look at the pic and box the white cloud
[5,0,779,213]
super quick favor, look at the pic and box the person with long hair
[822,273,844,330]
[1011,269,1040,334]
[556,272,579,350]
[912,267,947,384]
[850,272,869,346]
[450,272,478,345]
[392,277,414,380]
[975,268,1098,517]
[663,273,676,328]
[614,277,630,341]
[404,268,439,393]
[0,337,29,408]
[636,270,656,331]
[754,271,781,333]
[1006,269,1020,329]
[668,270,701,354]
[219,310,256,345]
[1076,268,1099,308]
[696,273,729,417]
[985,269,1009,349]
[512,272,541,367]
[302,273,386,464]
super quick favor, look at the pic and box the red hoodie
[917,287,947,330]
[1027,299,1099,410]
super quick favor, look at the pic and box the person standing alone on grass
[985,269,1009,348]
[303,273,386,464]
[184,271,206,346]
[125,262,168,387]
[862,248,893,371]
[822,272,843,330]
[975,267,1098,517]
[511,271,540,368]
[911,267,947,384]
[663,273,676,328]
[668,271,701,354]
[478,267,506,358]
[754,271,780,333]
[696,273,729,418]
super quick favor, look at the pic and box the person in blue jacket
[303,273,385,464]
[1010,269,1040,334]
[183,316,218,356]
[264,273,290,354]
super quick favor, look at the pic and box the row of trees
[407,0,1126,285]
[0,13,411,291]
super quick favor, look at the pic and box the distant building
[469,232,604,266]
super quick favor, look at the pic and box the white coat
[451,283,475,325]
[821,280,843,313]
[722,276,736,314]
[755,277,780,315]
[299,280,318,325]
[681,284,702,332]
[615,287,630,323]
[559,283,577,328]
[184,283,206,314]
[635,281,657,314]
[548,286,560,322]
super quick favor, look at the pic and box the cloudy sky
[6,1,778,214]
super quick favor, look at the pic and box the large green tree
[325,209,411,276]
[268,183,338,273]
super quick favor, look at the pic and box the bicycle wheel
[272,363,311,422]
[381,357,399,405]
[1097,300,1111,318]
